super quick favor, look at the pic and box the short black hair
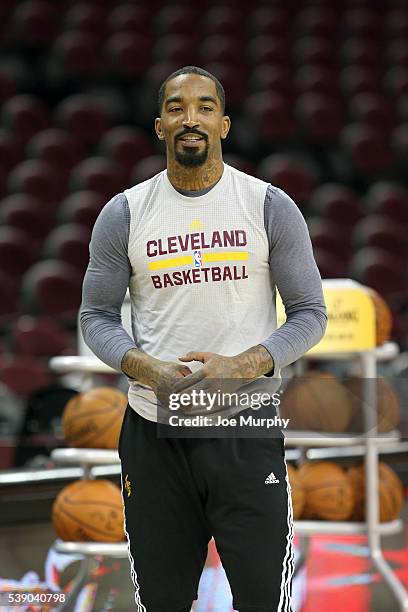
[158,66,225,115]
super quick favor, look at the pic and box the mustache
[176,129,208,141]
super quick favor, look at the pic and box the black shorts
[119,405,294,612]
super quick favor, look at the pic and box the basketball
[365,287,392,346]
[62,386,127,449]
[348,462,404,522]
[287,464,305,520]
[345,377,400,433]
[52,479,125,542]
[298,461,354,521]
[280,372,352,433]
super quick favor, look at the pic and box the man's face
[155,74,230,168]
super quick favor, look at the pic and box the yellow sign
[276,280,376,353]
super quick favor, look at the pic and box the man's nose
[182,107,199,128]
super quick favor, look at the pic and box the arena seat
[308,183,362,226]
[396,94,408,122]
[352,216,408,259]
[106,33,152,78]
[63,3,107,37]
[349,93,395,132]
[26,128,80,175]
[200,36,244,64]
[256,154,317,205]
[387,40,408,69]
[245,92,295,142]
[249,7,289,36]
[0,72,17,104]
[0,130,23,172]
[307,218,349,260]
[365,181,408,224]
[340,123,394,178]
[99,126,155,177]
[20,260,83,319]
[343,8,381,37]
[12,316,73,357]
[0,354,51,398]
[340,66,383,96]
[0,227,37,278]
[341,38,381,66]
[0,195,53,241]
[107,5,151,34]
[42,224,90,273]
[385,67,408,99]
[1,95,50,142]
[154,34,198,66]
[155,5,197,35]
[295,65,338,96]
[7,159,66,202]
[313,248,349,279]
[247,36,291,66]
[387,9,408,38]
[10,0,59,47]
[296,93,343,142]
[132,156,166,184]
[349,247,406,299]
[58,190,104,229]
[55,95,111,147]
[203,6,243,36]
[294,36,336,66]
[0,270,19,322]
[249,65,293,95]
[296,7,339,37]
[52,31,104,80]
[392,124,408,169]
[70,157,123,199]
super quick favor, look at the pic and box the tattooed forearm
[121,349,160,387]
[233,345,274,378]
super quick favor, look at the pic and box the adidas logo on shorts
[265,472,279,484]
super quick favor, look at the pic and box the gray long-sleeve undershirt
[80,185,327,374]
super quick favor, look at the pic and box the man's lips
[177,133,206,142]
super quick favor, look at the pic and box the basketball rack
[49,279,408,611]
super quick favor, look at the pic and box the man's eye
[169,107,182,112]
[201,106,213,111]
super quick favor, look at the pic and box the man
[80,66,327,612]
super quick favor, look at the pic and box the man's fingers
[172,369,206,392]
[177,365,193,377]
[178,351,213,363]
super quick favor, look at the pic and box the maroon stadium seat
[307,218,349,260]
[58,190,104,229]
[313,248,348,279]
[294,36,336,66]
[343,9,381,37]
[0,130,23,172]
[63,3,107,37]
[99,126,155,178]
[245,92,295,142]
[392,124,408,169]
[7,159,66,202]
[296,93,343,142]
[12,316,72,357]
[296,7,338,37]
[200,36,244,64]
[52,31,104,79]
[0,227,37,278]
[365,182,408,224]
[0,195,53,241]
[340,123,394,178]
[1,95,50,142]
[155,5,197,35]
[55,95,111,147]
[349,247,406,299]
[0,72,17,104]
[247,36,291,66]
[341,38,381,66]
[26,128,81,175]
[250,8,289,36]
[0,354,51,398]
[385,67,408,99]
[387,40,408,69]
[396,94,408,122]
[340,66,383,96]
[0,270,19,321]
[351,216,408,258]
[132,156,166,184]
[308,183,362,226]
[256,154,317,205]
[70,157,123,199]
[295,65,339,96]
[106,33,152,78]
[43,224,91,273]
[107,5,151,34]
[21,260,83,319]
[154,35,198,66]
[349,93,395,132]
[387,9,408,39]
[250,65,293,95]
[10,0,59,47]
[203,6,243,36]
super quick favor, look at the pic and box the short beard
[175,143,209,167]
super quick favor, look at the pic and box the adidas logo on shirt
[265,472,280,485]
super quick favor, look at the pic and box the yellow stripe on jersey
[147,251,248,271]
[202,251,248,263]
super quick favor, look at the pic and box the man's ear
[221,115,231,140]
[155,117,165,140]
